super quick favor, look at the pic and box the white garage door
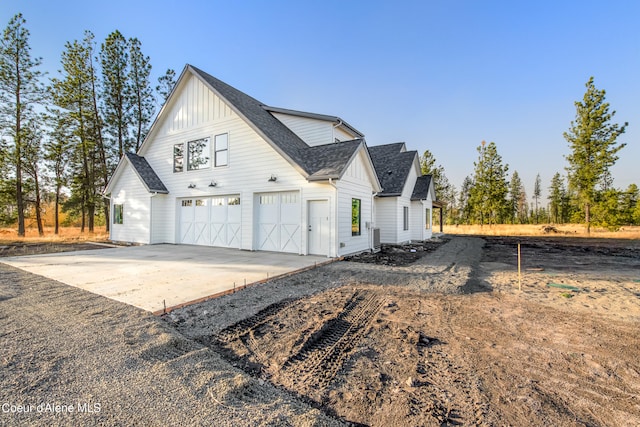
[257,191,301,253]
[179,196,241,248]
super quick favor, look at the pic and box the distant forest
[1,14,637,236]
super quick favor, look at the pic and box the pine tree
[128,37,153,151]
[564,77,627,234]
[100,30,130,159]
[44,111,72,234]
[469,141,509,225]
[508,171,524,223]
[0,13,46,236]
[420,149,454,224]
[50,31,105,232]
[458,176,473,225]
[548,172,566,224]
[156,68,176,106]
[533,173,541,224]
[618,184,638,226]
[20,120,44,235]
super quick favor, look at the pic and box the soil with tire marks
[213,286,488,426]
[172,236,640,426]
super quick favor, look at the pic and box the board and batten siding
[110,165,151,244]
[336,149,377,256]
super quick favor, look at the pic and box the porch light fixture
[268,174,277,182]
[208,180,217,187]
[188,183,196,189]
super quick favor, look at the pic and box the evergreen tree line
[0,13,177,235]
[422,79,637,232]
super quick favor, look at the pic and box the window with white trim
[214,133,228,167]
[352,198,361,236]
[173,144,184,173]
[113,204,123,224]
[187,137,211,171]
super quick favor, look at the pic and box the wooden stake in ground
[518,243,522,291]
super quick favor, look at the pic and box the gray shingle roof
[125,153,169,194]
[411,175,432,200]
[368,143,418,196]
[306,139,363,180]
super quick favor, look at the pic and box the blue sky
[2,0,639,202]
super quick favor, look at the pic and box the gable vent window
[173,143,184,173]
[214,133,228,167]
[187,137,211,171]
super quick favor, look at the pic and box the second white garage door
[257,191,301,253]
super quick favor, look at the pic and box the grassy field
[2,224,638,245]
[0,226,109,244]
[443,223,640,239]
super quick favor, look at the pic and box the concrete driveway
[1,245,330,313]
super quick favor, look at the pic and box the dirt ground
[172,235,640,426]
[0,241,111,257]
[1,235,639,426]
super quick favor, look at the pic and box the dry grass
[0,226,109,244]
[443,224,640,239]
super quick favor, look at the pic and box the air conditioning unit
[373,228,381,252]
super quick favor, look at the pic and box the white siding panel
[374,197,397,244]
[334,127,354,142]
[271,113,333,146]
[150,194,170,243]
[110,165,151,244]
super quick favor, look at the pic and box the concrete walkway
[1,245,330,313]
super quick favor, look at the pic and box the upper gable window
[214,133,228,167]
[173,143,184,173]
[187,137,211,171]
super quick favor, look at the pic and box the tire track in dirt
[280,289,386,393]
[214,297,298,344]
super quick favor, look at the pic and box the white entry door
[308,200,330,256]
[257,191,301,253]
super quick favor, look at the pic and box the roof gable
[369,143,418,196]
[135,64,373,182]
[411,175,434,200]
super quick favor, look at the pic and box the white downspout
[149,192,159,244]
[332,119,343,142]
[370,191,378,252]
[329,178,338,257]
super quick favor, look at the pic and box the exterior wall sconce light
[188,183,196,189]
[208,180,217,187]
[268,174,277,182]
